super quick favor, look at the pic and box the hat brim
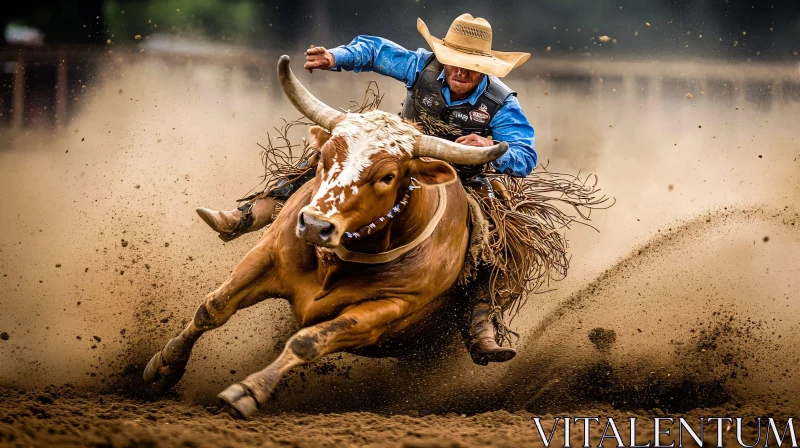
[417,18,530,78]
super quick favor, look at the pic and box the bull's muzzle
[297,211,342,247]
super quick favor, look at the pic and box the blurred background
[0,0,798,129]
[0,0,799,414]
[3,0,799,55]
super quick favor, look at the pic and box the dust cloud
[0,55,798,415]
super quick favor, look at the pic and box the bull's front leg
[143,239,278,392]
[218,298,408,419]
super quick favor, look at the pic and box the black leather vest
[400,55,516,179]
[401,55,515,140]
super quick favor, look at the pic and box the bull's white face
[296,110,456,248]
[309,111,419,218]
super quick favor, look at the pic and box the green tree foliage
[103,0,271,45]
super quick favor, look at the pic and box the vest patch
[422,95,437,108]
[469,103,491,124]
[452,111,469,122]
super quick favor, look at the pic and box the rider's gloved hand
[304,46,336,72]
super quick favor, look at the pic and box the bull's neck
[340,185,438,255]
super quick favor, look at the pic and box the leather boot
[198,155,319,241]
[197,196,280,242]
[468,302,516,365]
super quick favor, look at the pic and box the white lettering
[629,417,652,448]
[598,418,624,448]
[766,418,798,448]
[677,417,704,447]
[532,417,560,447]
[654,418,675,448]
[735,418,761,448]
[573,417,600,448]
[707,417,733,447]
[565,416,572,448]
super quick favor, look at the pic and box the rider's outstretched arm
[328,36,432,87]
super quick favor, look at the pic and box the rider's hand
[455,134,494,147]
[304,46,336,72]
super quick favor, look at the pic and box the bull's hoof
[218,383,259,420]
[142,350,188,393]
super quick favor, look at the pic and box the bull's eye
[380,174,396,184]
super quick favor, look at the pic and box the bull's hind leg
[143,241,277,392]
[218,299,407,419]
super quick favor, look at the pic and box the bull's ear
[308,125,332,150]
[409,157,458,185]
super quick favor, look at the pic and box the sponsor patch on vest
[452,111,469,122]
[469,103,490,124]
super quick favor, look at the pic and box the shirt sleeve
[329,36,432,88]
[489,95,537,177]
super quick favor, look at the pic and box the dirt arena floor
[1,385,792,447]
[1,55,799,447]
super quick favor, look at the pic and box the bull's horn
[413,135,509,165]
[277,55,345,130]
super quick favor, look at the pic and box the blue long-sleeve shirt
[329,36,537,177]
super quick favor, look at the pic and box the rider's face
[443,65,484,100]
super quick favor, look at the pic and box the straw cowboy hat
[417,14,530,77]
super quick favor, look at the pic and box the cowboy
[197,14,537,365]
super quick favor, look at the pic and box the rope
[465,164,614,325]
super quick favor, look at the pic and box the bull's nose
[298,212,338,246]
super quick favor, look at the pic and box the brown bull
[142,55,509,419]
